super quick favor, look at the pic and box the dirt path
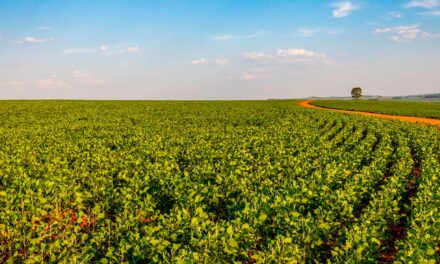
[298,100,440,128]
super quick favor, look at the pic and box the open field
[311,100,440,119]
[300,100,440,128]
[1,100,440,263]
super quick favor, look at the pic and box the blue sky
[0,0,439,99]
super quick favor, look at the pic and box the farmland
[311,100,440,119]
[0,100,439,263]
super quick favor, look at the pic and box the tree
[351,87,362,99]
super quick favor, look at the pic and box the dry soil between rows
[298,100,440,129]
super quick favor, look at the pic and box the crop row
[0,100,439,263]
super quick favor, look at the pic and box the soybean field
[0,100,439,263]
[311,100,440,120]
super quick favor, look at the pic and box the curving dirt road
[298,100,440,128]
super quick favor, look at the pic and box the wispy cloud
[242,48,329,64]
[190,58,209,66]
[388,11,404,18]
[73,70,104,86]
[294,28,317,37]
[366,11,404,27]
[63,48,96,54]
[404,0,439,8]
[228,70,271,81]
[211,30,266,41]
[332,1,358,18]
[375,25,421,41]
[64,44,140,55]
[125,46,139,53]
[242,51,272,61]
[189,58,229,66]
[419,9,440,15]
[240,71,271,81]
[35,76,70,89]
[293,27,344,37]
[13,36,55,45]
[24,36,54,43]
[277,48,322,58]
[374,25,440,42]
[214,59,229,65]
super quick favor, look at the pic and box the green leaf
[228,238,238,248]
[258,213,267,222]
[284,237,292,243]
[426,248,435,256]
[227,225,233,235]
[371,238,381,245]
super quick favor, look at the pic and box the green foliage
[351,87,362,99]
[312,100,440,119]
[0,100,439,263]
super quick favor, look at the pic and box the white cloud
[114,44,140,54]
[214,59,229,65]
[374,25,439,41]
[190,58,209,66]
[388,12,404,18]
[332,1,358,18]
[24,36,54,43]
[424,32,440,38]
[242,51,273,61]
[293,27,344,37]
[189,58,229,66]
[294,28,317,37]
[63,48,96,54]
[276,48,321,58]
[241,71,271,81]
[13,36,54,45]
[125,46,139,53]
[404,0,439,8]
[228,71,272,81]
[328,29,345,35]
[375,25,420,41]
[276,48,329,63]
[64,44,139,55]
[211,31,266,41]
[73,70,104,86]
[242,48,328,64]
[35,77,70,89]
[419,9,440,15]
